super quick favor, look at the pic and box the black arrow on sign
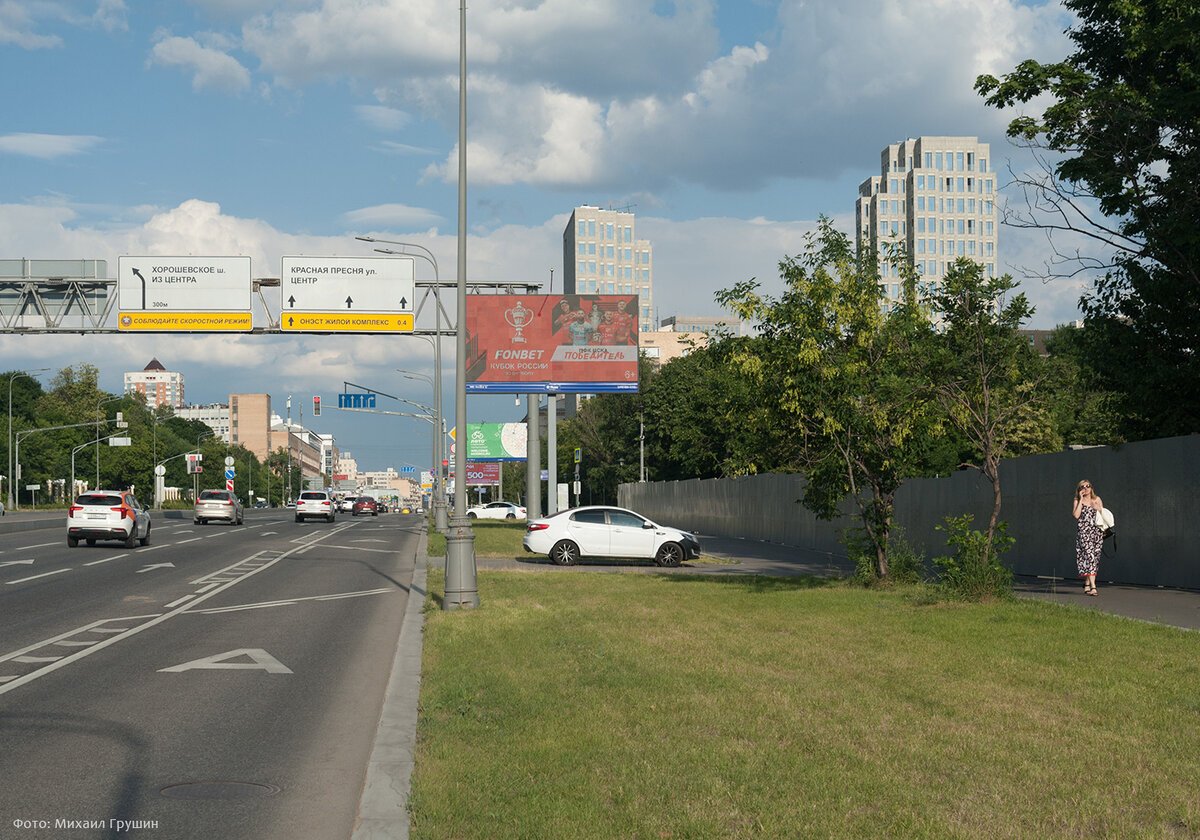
[132,267,147,309]
[345,296,353,309]
[288,316,294,327]
[400,296,407,308]
[288,295,296,308]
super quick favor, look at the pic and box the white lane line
[0,559,36,568]
[187,588,393,615]
[15,542,58,550]
[135,544,166,553]
[196,582,222,593]
[14,655,62,663]
[90,627,131,634]
[0,676,17,682]
[53,640,96,647]
[164,594,195,608]
[176,537,202,545]
[83,556,121,566]
[6,569,71,585]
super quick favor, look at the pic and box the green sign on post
[464,423,528,460]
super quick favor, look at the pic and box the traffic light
[313,396,321,416]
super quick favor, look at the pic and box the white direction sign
[117,256,252,331]
[280,255,415,333]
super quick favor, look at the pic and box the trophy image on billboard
[504,299,533,344]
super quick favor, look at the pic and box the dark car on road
[353,497,378,517]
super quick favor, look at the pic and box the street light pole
[399,369,447,530]
[7,368,49,509]
[444,0,478,610]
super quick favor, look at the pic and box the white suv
[67,490,151,548]
[295,490,336,523]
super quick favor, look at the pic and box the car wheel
[86,539,96,546]
[467,511,477,519]
[193,519,201,525]
[124,528,137,549]
[328,514,335,523]
[655,542,685,567]
[549,539,580,566]
[139,526,151,547]
[506,513,515,519]
[67,536,78,548]
[372,510,377,516]
[295,515,302,523]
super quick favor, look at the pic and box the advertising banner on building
[465,295,639,393]
[465,462,501,485]
[465,422,527,460]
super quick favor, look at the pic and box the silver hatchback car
[194,489,245,525]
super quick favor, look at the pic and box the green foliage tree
[976,0,1200,438]
[922,260,1047,561]
[717,218,939,579]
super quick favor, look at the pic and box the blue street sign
[338,393,377,409]
[225,467,235,479]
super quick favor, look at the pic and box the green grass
[425,519,526,558]
[412,570,1200,839]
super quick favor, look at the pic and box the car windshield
[199,491,230,501]
[76,494,123,507]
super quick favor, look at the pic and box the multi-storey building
[855,136,999,311]
[660,315,741,336]
[124,358,184,409]
[562,205,654,331]
[174,403,232,443]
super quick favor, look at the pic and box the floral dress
[1076,505,1103,576]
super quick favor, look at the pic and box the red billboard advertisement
[465,461,501,485]
[465,295,639,393]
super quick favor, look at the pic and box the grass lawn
[411,570,1200,839]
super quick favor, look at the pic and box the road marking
[0,559,36,568]
[196,582,222,593]
[53,640,96,647]
[14,655,62,663]
[136,563,176,574]
[83,556,120,566]
[164,594,195,608]
[16,542,58,550]
[159,648,292,674]
[6,569,71,585]
[187,588,394,615]
[135,544,165,553]
[176,537,201,544]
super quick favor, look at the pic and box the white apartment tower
[855,136,998,311]
[123,358,184,409]
[563,206,654,331]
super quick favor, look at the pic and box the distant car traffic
[352,497,378,516]
[194,489,245,525]
[254,500,268,509]
[338,496,357,513]
[67,490,152,548]
[467,501,527,520]
[523,505,700,567]
[295,490,335,523]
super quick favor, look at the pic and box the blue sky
[0,0,1085,472]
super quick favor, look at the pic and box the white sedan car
[467,501,527,520]
[523,505,701,567]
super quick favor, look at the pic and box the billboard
[465,295,639,393]
[465,462,501,485]
[465,423,527,460]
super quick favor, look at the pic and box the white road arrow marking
[0,560,36,568]
[158,648,293,674]
[136,563,176,574]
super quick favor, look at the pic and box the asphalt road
[0,509,422,840]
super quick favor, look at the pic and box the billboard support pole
[526,395,541,517]
[444,0,479,610]
[547,394,558,515]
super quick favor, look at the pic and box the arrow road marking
[6,569,70,585]
[136,563,176,574]
[0,560,36,568]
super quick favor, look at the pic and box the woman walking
[1074,479,1104,595]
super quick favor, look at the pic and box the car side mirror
[643,522,655,529]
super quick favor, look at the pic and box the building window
[956,152,965,170]
[935,152,943,170]
[967,152,975,171]
[925,152,933,168]
[980,158,988,173]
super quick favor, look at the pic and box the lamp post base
[434,498,449,532]
[443,514,479,610]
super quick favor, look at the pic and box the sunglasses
[1080,483,1091,489]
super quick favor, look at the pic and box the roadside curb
[352,528,429,840]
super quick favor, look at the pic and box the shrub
[842,525,927,586]
[933,513,1014,600]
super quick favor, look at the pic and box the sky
[0,0,1088,473]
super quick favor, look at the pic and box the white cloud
[0,1,63,49]
[355,104,411,132]
[342,204,443,229]
[0,133,104,159]
[149,34,251,93]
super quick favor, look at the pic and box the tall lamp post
[398,368,447,530]
[95,395,125,487]
[7,368,49,509]
[444,0,478,609]
[354,237,449,532]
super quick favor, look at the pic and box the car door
[126,493,148,537]
[566,509,610,556]
[607,509,656,558]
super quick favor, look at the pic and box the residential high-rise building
[124,358,184,409]
[855,136,999,311]
[562,205,654,331]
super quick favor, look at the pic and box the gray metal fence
[620,434,1200,588]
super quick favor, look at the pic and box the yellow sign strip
[118,312,252,331]
[280,312,414,332]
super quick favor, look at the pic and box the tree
[922,260,1046,560]
[975,0,1200,438]
[717,218,938,579]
